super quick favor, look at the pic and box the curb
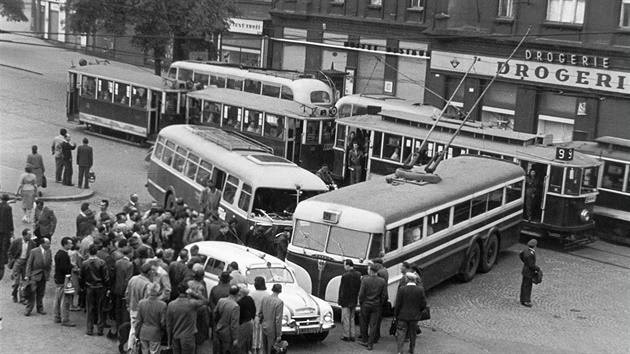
[0,189,95,203]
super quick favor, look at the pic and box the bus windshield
[293,220,373,259]
[253,188,320,217]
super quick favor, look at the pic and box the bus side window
[281,86,294,101]
[427,208,449,235]
[161,141,175,166]
[210,75,226,88]
[262,84,281,98]
[385,228,399,253]
[368,233,384,259]
[453,200,471,225]
[153,137,165,160]
[223,175,239,204]
[403,218,423,247]
[244,79,261,94]
[505,181,524,203]
[227,77,243,91]
[184,153,199,180]
[172,147,187,173]
[470,194,488,218]
[238,184,252,211]
[196,160,213,185]
[487,188,503,211]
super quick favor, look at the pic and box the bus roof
[296,155,525,226]
[159,125,328,191]
[338,114,601,167]
[336,94,432,113]
[187,87,332,120]
[68,64,185,92]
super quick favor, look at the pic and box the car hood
[278,283,321,315]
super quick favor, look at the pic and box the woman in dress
[16,165,38,223]
[249,276,271,354]
[26,145,45,195]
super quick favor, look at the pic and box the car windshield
[246,267,294,284]
[253,188,320,219]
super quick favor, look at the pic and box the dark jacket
[237,295,256,324]
[113,257,134,296]
[80,256,110,288]
[0,200,14,234]
[520,248,540,278]
[34,206,57,237]
[25,246,53,282]
[61,140,76,161]
[167,295,207,341]
[358,274,387,308]
[76,144,94,167]
[8,238,36,265]
[54,249,73,284]
[394,284,427,321]
[338,268,362,308]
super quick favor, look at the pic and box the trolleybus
[336,94,435,118]
[286,155,525,306]
[335,109,601,245]
[167,61,336,115]
[67,64,188,143]
[186,87,336,173]
[147,125,328,249]
[563,137,630,243]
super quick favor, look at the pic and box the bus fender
[325,276,343,304]
[285,259,312,294]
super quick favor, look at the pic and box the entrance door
[66,72,79,121]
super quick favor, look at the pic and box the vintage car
[183,241,335,341]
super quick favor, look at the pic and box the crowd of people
[0,191,289,354]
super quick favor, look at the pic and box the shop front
[220,18,269,68]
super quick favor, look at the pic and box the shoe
[12,295,18,303]
[86,332,93,336]
[97,332,104,336]
[37,310,47,315]
[358,341,368,347]
[341,337,350,342]
[61,321,76,327]
[521,302,532,307]
[54,318,61,323]
[67,184,75,186]
[69,306,81,311]
[349,337,355,342]
[367,345,373,350]
[24,311,31,316]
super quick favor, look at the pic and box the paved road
[1,31,630,353]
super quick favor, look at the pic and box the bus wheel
[165,193,176,210]
[480,234,499,273]
[460,242,480,282]
[304,331,329,342]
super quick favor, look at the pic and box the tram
[335,109,602,246]
[67,64,188,144]
[563,137,630,244]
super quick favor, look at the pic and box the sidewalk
[0,164,93,202]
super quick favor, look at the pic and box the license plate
[297,326,321,334]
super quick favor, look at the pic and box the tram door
[522,162,548,222]
[67,72,80,121]
[285,118,299,164]
[149,90,161,136]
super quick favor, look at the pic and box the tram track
[563,243,630,271]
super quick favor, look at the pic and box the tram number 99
[556,147,574,161]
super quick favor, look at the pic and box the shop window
[621,0,630,28]
[498,0,514,17]
[370,0,382,5]
[546,0,585,24]
[408,0,424,9]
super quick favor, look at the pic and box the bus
[186,87,336,173]
[67,64,188,143]
[167,61,336,115]
[286,155,525,307]
[335,109,601,245]
[563,137,630,244]
[146,125,328,249]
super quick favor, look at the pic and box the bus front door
[67,72,79,122]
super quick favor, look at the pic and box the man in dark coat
[167,282,208,354]
[33,199,57,246]
[24,237,53,316]
[357,264,387,351]
[338,259,361,342]
[61,134,77,186]
[54,237,76,327]
[76,137,94,189]
[112,246,134,335]
[8,228,36,302]
[213,285,241,353]
[394,272,427,354]
[520,239,541,307]
[0,193,14,281]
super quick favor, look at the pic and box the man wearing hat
[259,284,284,354]
[394,272,427,354]
[520,239,541,307]
[0,193,14,281]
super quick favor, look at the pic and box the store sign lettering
[343,41,427,57]
[497,62,626,90]
[229,18,263,35]
[524,50,610,69]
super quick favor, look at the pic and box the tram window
[97,79,113,101]
[165,93,178,114]
[338,104,353,118]
[383,134,402,160]
[335,126,347,149]
[506,181,523,203]
[172,147,187,173]
[401,138,413,162]
[210,75,226,88]
[581,166,599,193]
[81,76,96,98]
[189,98,201,124]
[287,119,296,140]
[184,153,199,180]
[223,175,239,204]
[372,132,383,158]
[227,77,243,91]
[471,194,488,218]
[177,68,193,83]
[602,161,625,191]
[244,79,261,94]
[487,188,503,211]
[549,166,564,193]
[293,220,327,251]
[223,105,241,129]
[322,121,334,144]
[262,84,281,98]
[114,82,130,105]
[427,208,449,235]
[453,200,471,225]
[167,67,177,80]
[368,233,384,259]
[468,149,479,155]
[281,86,294,101]
[161,141,175,165]
[203,101,221,126]
[263,113,282,139]
[385,227,399,253]
[403,218,424,247]
[193,73,209,88]
[306,121,320,144]
[311,91,331,104]
[131,86,147,109]
[238,184,252,211]
[196,160,213,185]
[246,110,263,135]
[564,167,582,196]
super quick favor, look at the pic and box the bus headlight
[580,209,591,223]
[323,311,333,323]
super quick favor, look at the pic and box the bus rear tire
[304,331,329,342]
[460,242,480,282]
[480,234,499,273]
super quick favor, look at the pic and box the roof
[69,64,185,92]
[189,241,286,268]
[336,94,432,114]
[295,155,525,226]
[159,125,328,191]
[563,140,630,162]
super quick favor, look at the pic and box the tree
[65,0,239,75]
[0,0,28,22]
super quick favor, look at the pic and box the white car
[183,241,335,341]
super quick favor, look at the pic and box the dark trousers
[173,336,196,354]
[113,293,129,330]
[78,166,90,188]
[396,319,418,353]
[359,304,380,346]
[62,160,73,185]
[520,275,533,303]
[86,286,107,333]
[55,157,64,182]
[11,259,27,298]
[25,277,46,313]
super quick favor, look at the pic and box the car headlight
[323,311,333,323]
